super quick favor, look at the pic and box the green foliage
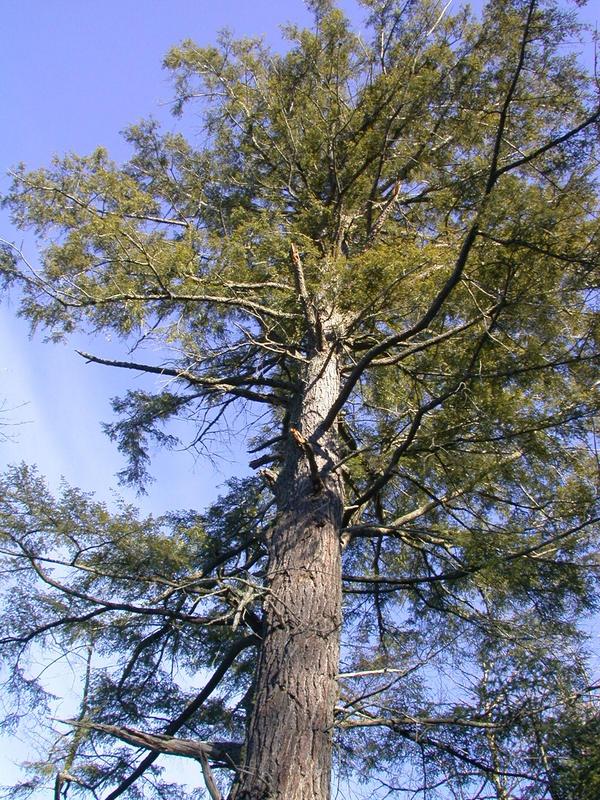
[1,0,599,798]
[549,711,600,799]
[0,465,268,798]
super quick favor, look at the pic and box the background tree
[1,1,599,799]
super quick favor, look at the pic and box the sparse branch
[116,624,172,693]
[342,569,469,588]
[495,106,600,180]
[2,535,255,632]
[198,749,224,800]
[343,384,461,522]
[339,716,537,782]
[43,285,299,322]
[343,450,523,543]
[337,710,502,732]
[363,310,497,368]
[476,232,598,267]
[0,606,116,646]
[104,635,258,800]
[77,350,290,406]
[64,720,241,768]
[342,514,600,590]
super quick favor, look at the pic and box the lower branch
[65,720,240,768]
[199,749,224,800]
[101,635,258,800]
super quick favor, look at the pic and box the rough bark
[232,333,344,800]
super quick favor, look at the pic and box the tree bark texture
[232,337,343,800]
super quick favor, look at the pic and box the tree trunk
[232,337,343,800]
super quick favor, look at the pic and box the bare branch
[290,243,321,345]
[64,719,241,768]
[76,350,289,406]
[198,749,224,800]
[103,635,258,800]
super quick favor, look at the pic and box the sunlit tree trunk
[232,328,343,800]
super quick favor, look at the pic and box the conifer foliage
[1,1,599,798]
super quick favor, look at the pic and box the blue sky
[1,0,598,794]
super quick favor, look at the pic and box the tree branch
[103,635,258,800]
[65,720,241,769]
[76,350,289,406]
[496,105,600,179]
[342,449,522,544]
[485,0,536,192]
[49,287,299,322]
[198,749,224,800]
[290,243,322,346]
[317,4,541,438]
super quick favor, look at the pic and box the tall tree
[1,1,599,799]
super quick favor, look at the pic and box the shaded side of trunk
[232,339,343,800]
